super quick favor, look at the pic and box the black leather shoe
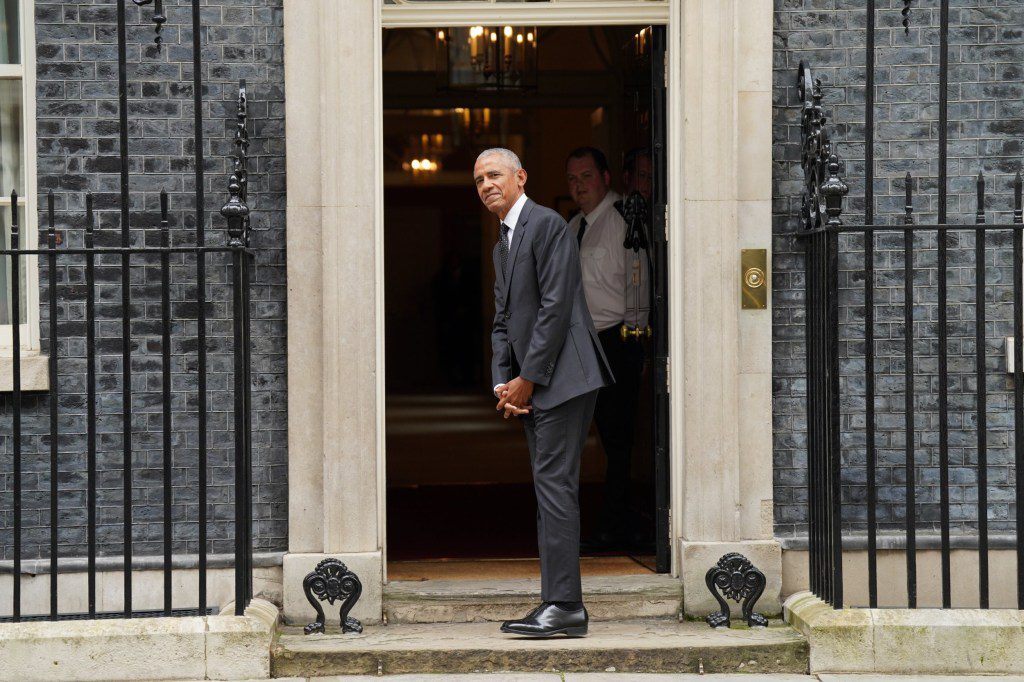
[500,602,588,637]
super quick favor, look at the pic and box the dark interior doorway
[383,25,668,572]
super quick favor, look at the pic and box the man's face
[625,154,653,202]
[566,155,611,215]
[474,154,527,218]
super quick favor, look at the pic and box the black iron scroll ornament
[797,62,849,234]
[132,0,167,50]
[302,559,364,635]
[221,81,251,247]
[902,0,913,35]
[705,553,768,628]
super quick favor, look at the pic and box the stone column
[281,0,383,625]
[676,0,780,617]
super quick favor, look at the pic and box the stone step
[383,574,682,624]
[271,619,809,677]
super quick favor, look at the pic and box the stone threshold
[383,574,682,623]
[785,590,1024,674]
[271,619,809,677]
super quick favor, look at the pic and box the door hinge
[664,205,669,242]
[665,356,671,394]
[664,49,669,89]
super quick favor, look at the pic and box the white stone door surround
[281,0,776,625]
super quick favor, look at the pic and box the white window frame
[0,0,38,353]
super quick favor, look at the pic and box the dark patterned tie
[499,222,511,278]
[576,216,588,247]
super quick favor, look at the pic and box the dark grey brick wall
[0,0,286,560]
[774,0,1024,537]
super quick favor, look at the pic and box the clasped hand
[495,376,534,419]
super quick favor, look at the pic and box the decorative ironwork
[1,0,255,623]
[797,62,849,234]
[221,81,251,248]
[618,191,650,252]
[704,553,768,628]
[303,559,364,635]
[132,0,167,50]
[796,56,1024,612]
[902,0,912,35]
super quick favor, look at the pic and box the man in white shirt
[565,146,651,552]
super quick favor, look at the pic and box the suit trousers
[594,325,645,536]
[521,388,599,602]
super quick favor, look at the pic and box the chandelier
[435,26,538,91]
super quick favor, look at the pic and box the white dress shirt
[501,192,529,241]
[568,190,650,332]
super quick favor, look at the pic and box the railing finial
[221,81,251,248]
[798,62,849,233]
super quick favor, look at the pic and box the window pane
[0,0,18,65]
[0,207,27,326]
[0,79,22,196]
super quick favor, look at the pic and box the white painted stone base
[282,552,382,627]
[0,598,278,681]
[679,539,783,619]
[785,590,1024,674]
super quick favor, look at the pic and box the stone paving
[186,671,1024,675]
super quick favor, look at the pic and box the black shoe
[499,602,589,637]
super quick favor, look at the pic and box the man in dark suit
[474,148,613,637]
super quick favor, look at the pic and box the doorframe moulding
[381,1,671,28]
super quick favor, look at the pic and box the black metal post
[191,0,210,614]
[85,193,97,616]
[47,191,59,618]
[903,174,916,608]
[827,222,843,608]
[936,0,951,610]
[1014,171,1024,610]
[976,171,989,608]
[864,0,878,609]
[223,83,252,614]
[116,0,133,617]
[864,225,877,609]
[160,190,172,615]
[10,194,21,622]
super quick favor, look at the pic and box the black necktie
[499,222,511,277]
[577,216,588,247]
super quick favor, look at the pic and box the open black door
[623,25,670,573]
[649,25,671,574]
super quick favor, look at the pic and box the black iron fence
[798,60,1024,609]
[1,1,254,621]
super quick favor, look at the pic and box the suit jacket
[491,197,613,410]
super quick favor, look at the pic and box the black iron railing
[1,1,253,621]
[798,59,1024,609]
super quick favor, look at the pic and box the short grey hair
[476,147,522,171]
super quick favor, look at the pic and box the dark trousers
[521,388,599,602]
[594,325,645,536]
